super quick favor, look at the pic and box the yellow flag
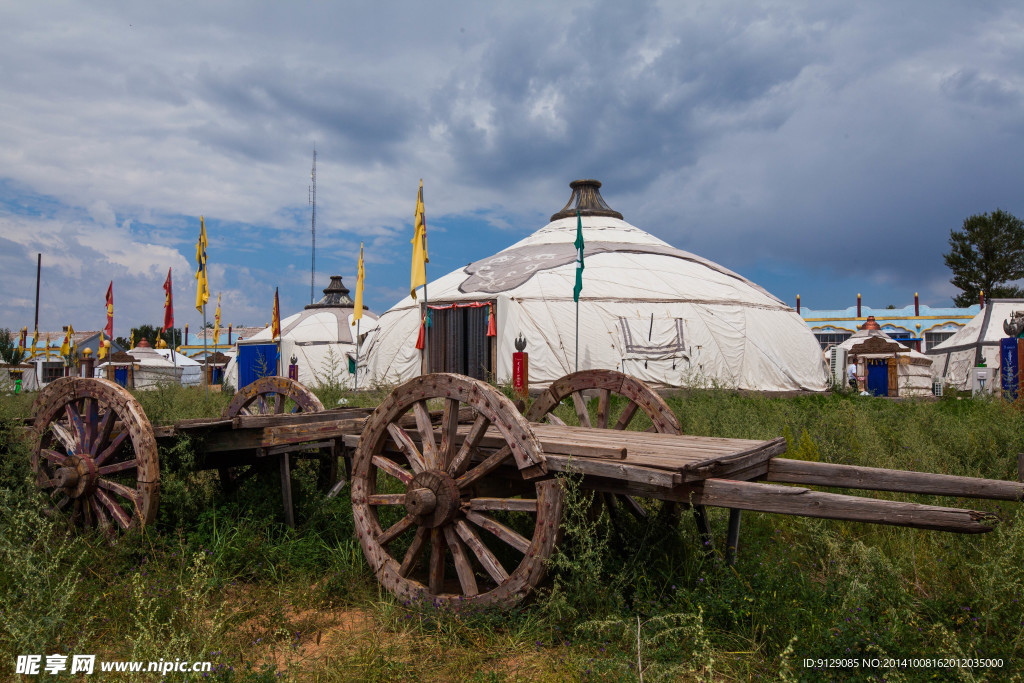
[98,331,107,359]
[272,288,281,340]
[213,293,222,345]
[60,325,74,355]
[130,330,135,349]
[353,242,365,325]
[195,217,209,312]
[410,180,428,299]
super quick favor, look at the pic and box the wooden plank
[280,453,295,528]
[469,497,538,512]
[543,454,681,488]
[700,479,998,534]
[682,437,788,481]
[766,458,1024,501]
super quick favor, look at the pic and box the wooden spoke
[65,403,87,448]
[385,423,428,474]
[256,396,268,415]
[596,388,611,429]
[443,526,479,597]
[274,393,285,414]
[91,409,116,457]
[53,493,71,510]
[94,431,128,466]
[371,455,414,485]
[456,446,512,490]
[571,391,592,428]
[465,510,530,554]
[50,422,77,454]
[89,496,113,536]
[70,499,82,526]
[367,493,406,506]
[98,478,139,504]
[438,398,461,468]
[469,497,538,513]
[546,413,567,426]
[399,527,429,578]
[456,519,509,585]
[429,528,445,594]
[448,413,491,477]
[95,488,132,529]
[39,477,61,489]
[97,459,138,476]
[613,400,640,430]
[85,398,100,451]
[412,401,440,469]
[39,449,68,465]
[377,515,415,546]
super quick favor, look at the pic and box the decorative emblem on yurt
[1003,311,1024,338]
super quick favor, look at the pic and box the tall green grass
[1,386,1022,680]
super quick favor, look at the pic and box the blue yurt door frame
[238,344,279,389]
[866,358,888,397]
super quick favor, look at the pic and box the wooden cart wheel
[223,376,324,417]
[525,369,682,521]
[352,373,563,607]
[221,376,327,488]
[30,377,159,537]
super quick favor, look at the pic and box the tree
[115,325,181,350]
[0,328,25,364]
[944,209,1024,307]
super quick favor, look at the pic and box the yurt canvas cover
[225,276,379,390]
[926,299,1024,390]
[364,180,827,392]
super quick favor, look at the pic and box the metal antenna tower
[309,146,317,304]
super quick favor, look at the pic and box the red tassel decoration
[415,316,426,349]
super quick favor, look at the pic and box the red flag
[272,287,281,340]
[486,303,496,337]
[105,281,114,339]
[162,268,174,333]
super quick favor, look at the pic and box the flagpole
[202,303,209,397]
[424,282,429,375]
[575,299,579,373]
[354,319,361,390]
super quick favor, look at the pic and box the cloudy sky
[2,1,1022,336]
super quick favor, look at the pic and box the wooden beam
[700,479,997,534]
[766,458,1024,501]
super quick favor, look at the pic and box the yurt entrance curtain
[424,301,495,380]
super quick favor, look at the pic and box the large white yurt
[363,180,828,391]
[152,348,203,386]
[225,276,379,390]
[927,299,1024,390]
[837,317,933,397]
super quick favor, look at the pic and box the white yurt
[363,180,828,391]
[225,276,379,390]
[838,317,933,397]
[153,348,203,386]
[927,299,1024,390]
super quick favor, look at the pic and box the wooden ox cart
[25,370,1024,606]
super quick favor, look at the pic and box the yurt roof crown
[550,179,624,221]
[306,275,355,309]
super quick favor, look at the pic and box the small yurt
[153,348,203,386]
[927,299,1024,390]
[225,276,379,390]
[839,317,933,397]
[126,339,182,389]
[363,180,828,391]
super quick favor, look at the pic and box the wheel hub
[56,454,99,499]
[404,470,460,528]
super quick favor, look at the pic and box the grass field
[2,382,1023,681]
